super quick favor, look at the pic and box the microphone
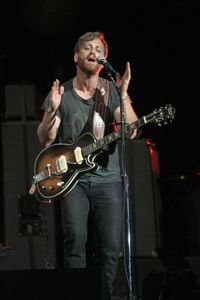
[97,55,117,75]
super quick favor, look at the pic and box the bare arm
[37,110,61,147]
[37,79,64,147]
[114,62,138,139]
[29,80,64,195]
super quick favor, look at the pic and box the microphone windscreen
[96,55,105,64]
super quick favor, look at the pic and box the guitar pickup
[74,146,83,164]
[56,155,68,173]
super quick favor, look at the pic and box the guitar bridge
[56,155,68,173]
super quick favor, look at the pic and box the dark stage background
[0,1,199,176]
[0,1,200,299]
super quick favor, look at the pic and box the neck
[73,74,99,99]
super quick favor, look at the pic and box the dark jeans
[60,180,123,293]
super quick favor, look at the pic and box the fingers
[124,61,131,81]
[116,62,131,87]
[130,129,137,140]
[120,62,131,85]
[60,85,65,95]
[51,79,64,95]
[116,72,121,81]
[51,79,59,95]
[115,72,122,88]
[52,79,59,89]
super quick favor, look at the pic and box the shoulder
[98,76,116,93]
[61,78,73,91]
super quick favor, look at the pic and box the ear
[74,53,78,63]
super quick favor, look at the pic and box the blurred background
[0,1,200,299]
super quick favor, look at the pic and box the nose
[90,48,95,54]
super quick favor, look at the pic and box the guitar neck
[81,103,176,157]
[82,117,145,157]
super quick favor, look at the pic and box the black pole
[107,71,136,300]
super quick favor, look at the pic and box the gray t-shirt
[41,77,122,182]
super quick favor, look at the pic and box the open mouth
[87,57,96,63]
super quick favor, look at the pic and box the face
[74,38,105,75]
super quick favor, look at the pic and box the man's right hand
[49,79,64,112]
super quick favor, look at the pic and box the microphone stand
[107,71,136,300]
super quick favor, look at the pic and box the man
[35,31,138,296]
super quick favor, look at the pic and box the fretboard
[82,117,146,157]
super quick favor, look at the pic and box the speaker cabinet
[119,138,162,257]
[1,121,56,270]
[113,138,163,298]
[4,84,37,119]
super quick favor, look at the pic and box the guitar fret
[107,134,112,142]
[115,132,119,139]
[92,143,98,151]
[88,145,93,152]
[82,147,89,156]
[82,131,120,156]
[99,140,104,147]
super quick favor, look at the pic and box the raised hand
[49,79,64,112]
[116,62,131,100]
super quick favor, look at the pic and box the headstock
[146,104,176,126]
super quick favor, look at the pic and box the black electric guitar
[32,104,175,202]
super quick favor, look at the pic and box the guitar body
[34,133,98,201]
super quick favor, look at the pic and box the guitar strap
[92,77,109,140]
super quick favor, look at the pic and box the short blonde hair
[74,31,109,58]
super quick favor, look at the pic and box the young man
[36,31,138,295]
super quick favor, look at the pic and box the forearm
[114,95,138,139]
[122,95,138,124]
[37,107,60,147]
